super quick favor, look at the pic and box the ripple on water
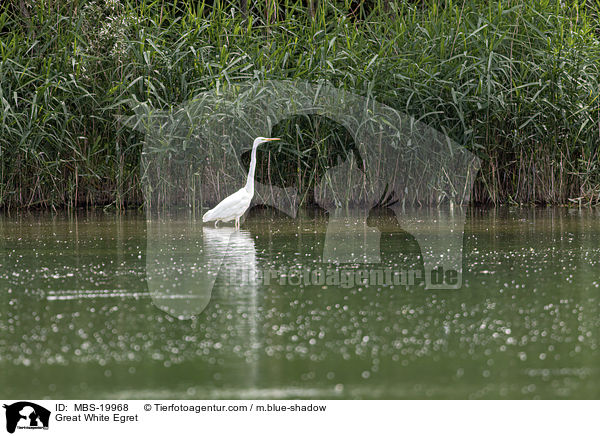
[0,208,599,399]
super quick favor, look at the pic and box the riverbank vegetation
[1,0,599,209]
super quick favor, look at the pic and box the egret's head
[253,137,280,147]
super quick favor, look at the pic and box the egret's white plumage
[202,137,280,229]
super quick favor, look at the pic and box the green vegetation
[1,0,599,209]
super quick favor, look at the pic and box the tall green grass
[1,0,599,209]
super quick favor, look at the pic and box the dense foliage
[1,0,599,208]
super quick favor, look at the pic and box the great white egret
[202,136,280,229]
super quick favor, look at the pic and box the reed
[1,0,599,209]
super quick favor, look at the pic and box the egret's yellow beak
[265,138,281,141]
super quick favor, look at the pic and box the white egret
[202,136,280,229]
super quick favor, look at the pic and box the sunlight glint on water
[0,207,599,399]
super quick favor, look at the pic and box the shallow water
[0,207,599,399]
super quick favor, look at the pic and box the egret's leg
[235,217,239,229]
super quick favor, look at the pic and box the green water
[0,207,599,399]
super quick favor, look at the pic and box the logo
[3,402,50,434]
[125,79,480,318]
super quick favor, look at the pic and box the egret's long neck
[245,143,259,194]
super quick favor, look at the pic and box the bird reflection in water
[145,222,258,320]
[203,226,261,384]
[202,227,258,296]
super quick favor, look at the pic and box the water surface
[0,207,599,399]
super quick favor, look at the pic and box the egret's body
[202,137,280,229]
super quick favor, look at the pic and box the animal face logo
[3,402,50,434]
[126,80,480,318]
